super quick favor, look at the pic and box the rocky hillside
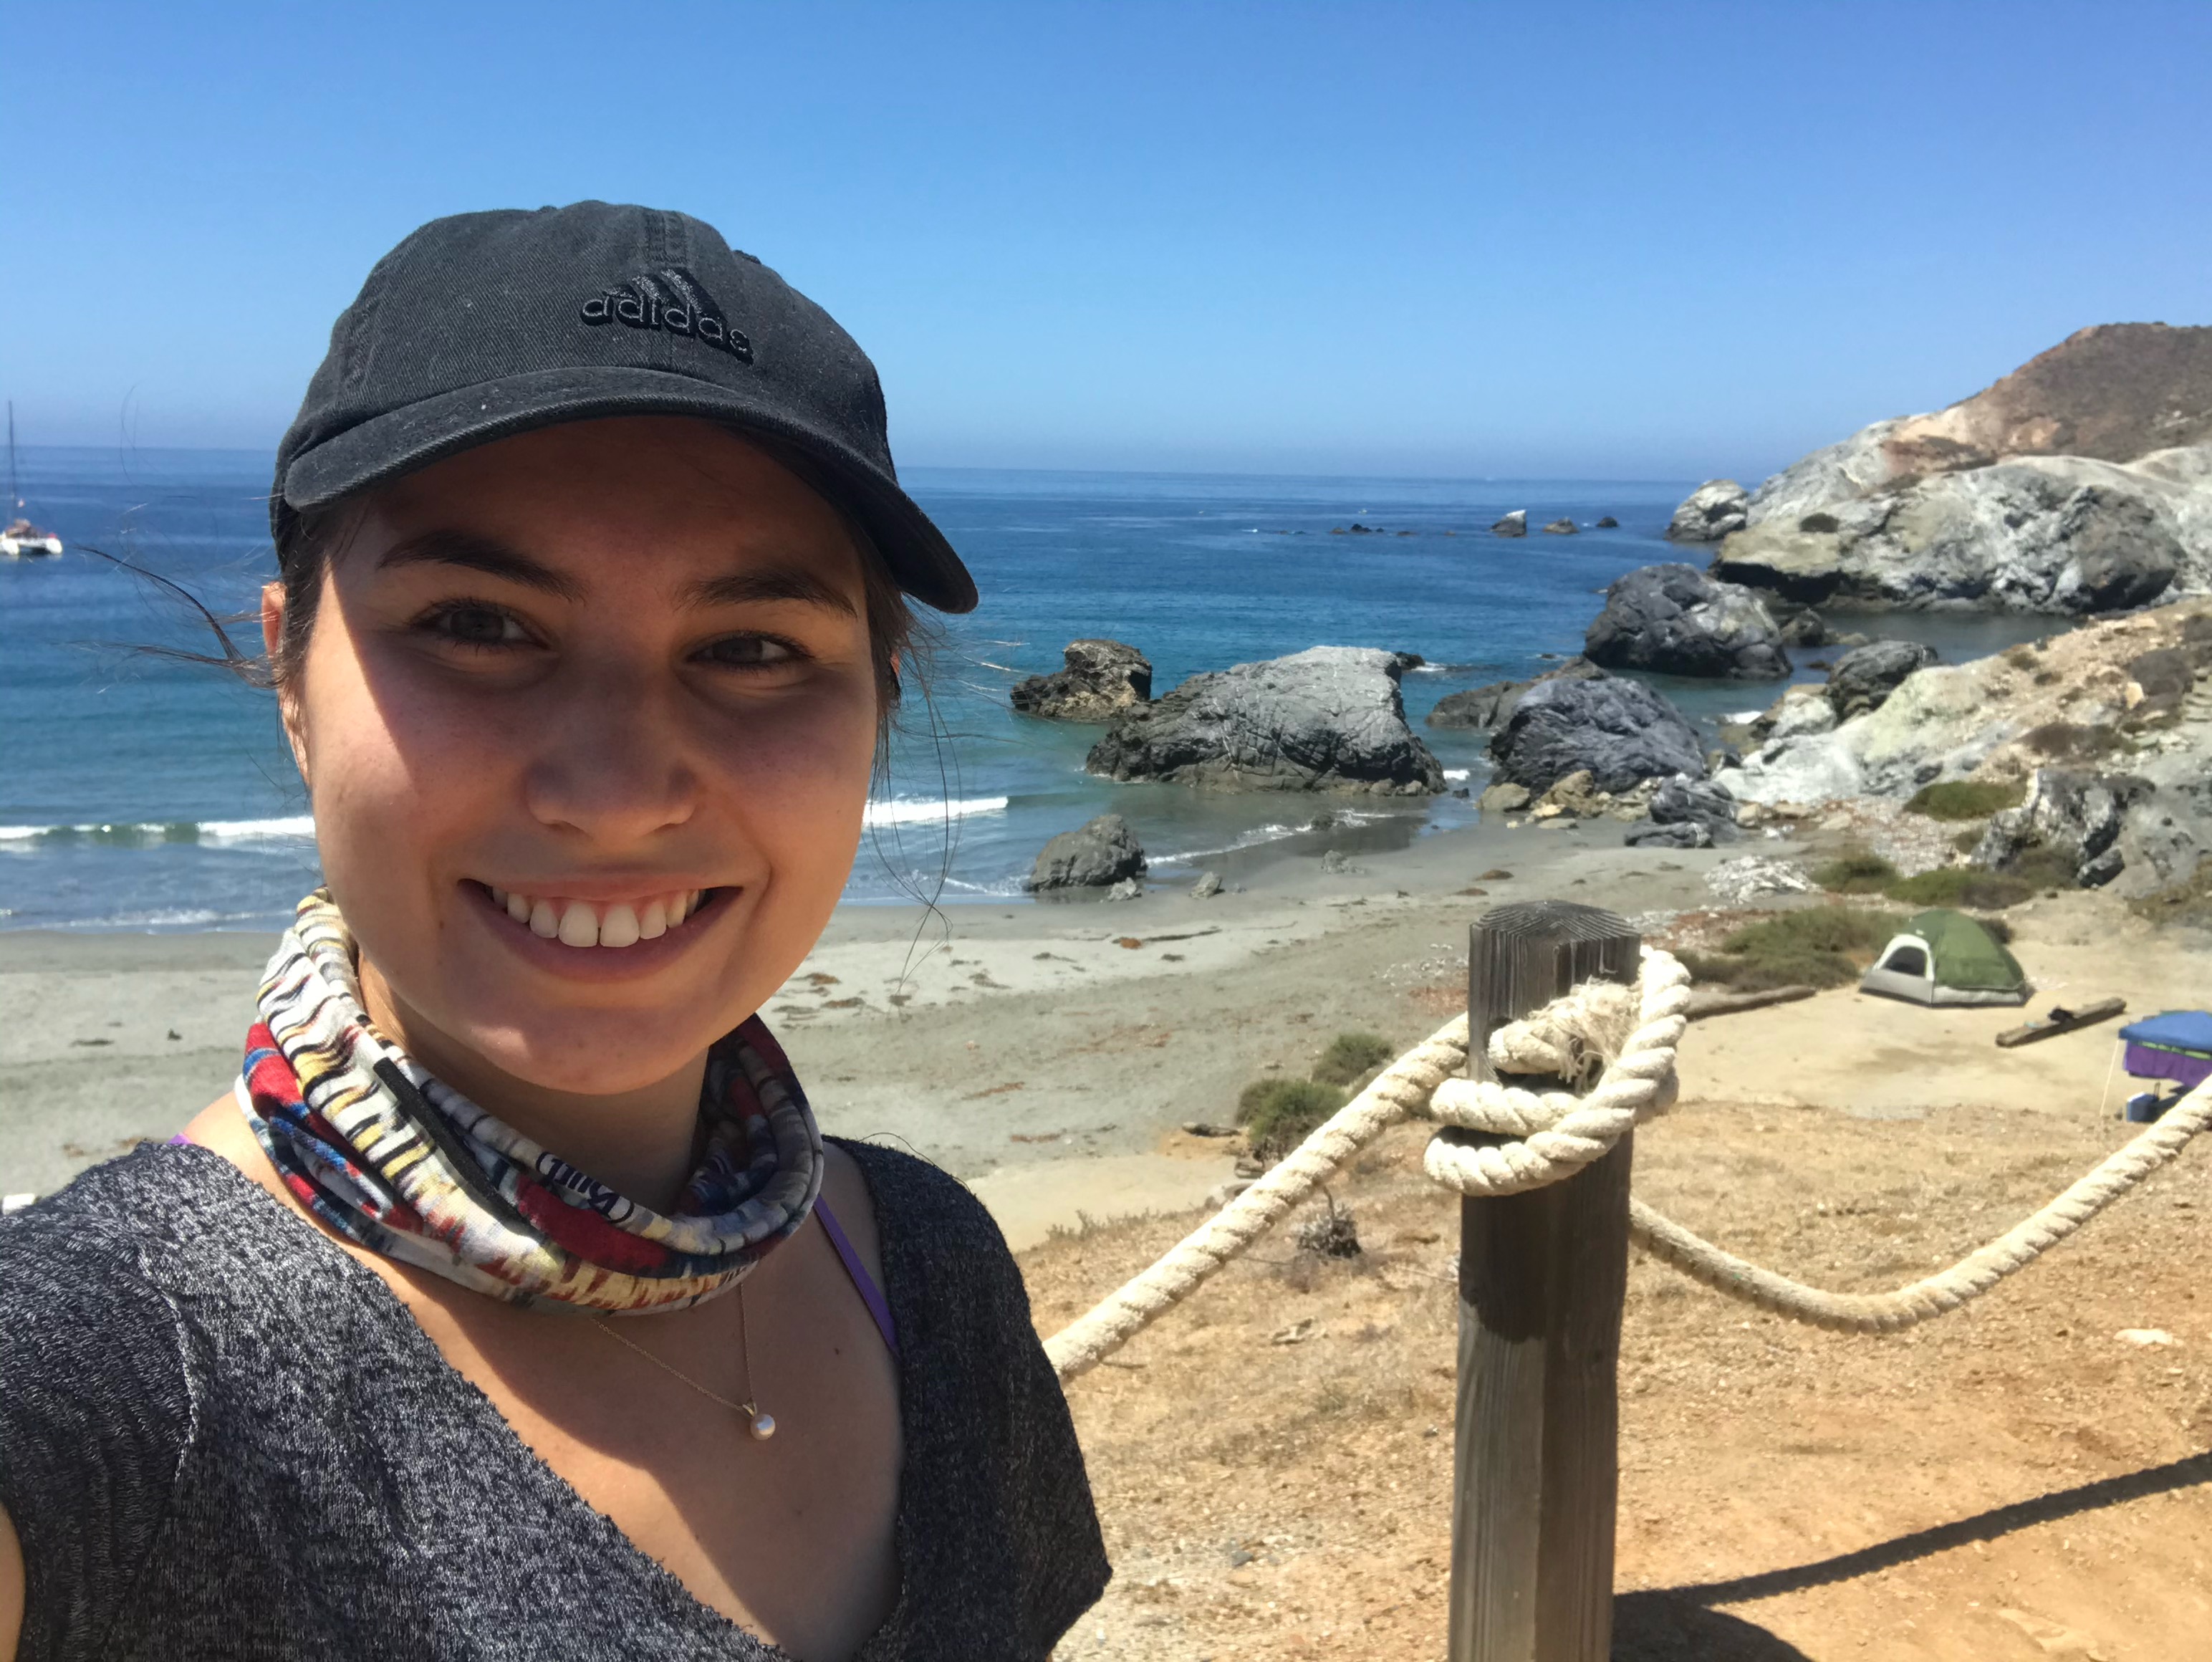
[1673,325,2212,615]
[1754,323,2212,522]
[1717,597,2212,901]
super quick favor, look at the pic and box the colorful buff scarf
[236,889,823,1312]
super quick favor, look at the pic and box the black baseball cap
[271,201,976,613]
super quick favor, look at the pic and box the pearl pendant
[748,1408,776,1441]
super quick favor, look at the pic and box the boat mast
[7,401,16,511]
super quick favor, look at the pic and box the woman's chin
[436,1002,744,1100]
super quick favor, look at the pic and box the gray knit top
[0,1140,1107,1661]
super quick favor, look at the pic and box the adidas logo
[580,266,754,362]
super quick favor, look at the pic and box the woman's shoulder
[0,1142,331,1420]
[831,1137,1011,1254]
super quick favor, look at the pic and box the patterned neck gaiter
[236,889,823,1313]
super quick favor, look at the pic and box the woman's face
[271,417,881,1097]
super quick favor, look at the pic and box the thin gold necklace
[591,1284,776,1440]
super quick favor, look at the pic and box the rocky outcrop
[1701,327,2212,615]
[1628,774,1738,849]
[1423,658,1604,731]
[1085,646,1446,795]
[1489,675,1706,795]
[1751,325,2212,524]
[1595,516,1620,529]
[1826,639,1937,720]
[1584,564,1791,680]
[1491,510,1528,538]
[1972,769,2153,889]
[1714,453,2201,615]
[1716,597,2212,818]
[1011,639,1153,721]
[1666,480,1750,542]
[1542,518,1577,535]
[1028,813,1147,891]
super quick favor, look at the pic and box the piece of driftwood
[1683,984,1817,1021]
[1996,996,2127,1049]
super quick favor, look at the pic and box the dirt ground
[1029,993,2212,1659]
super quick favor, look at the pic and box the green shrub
[2021,721,2122,762]
[1236,1077,1347,1159]
[1813,848,1901,893]
[2009,849,2079,890]
[1882,868,2033,908]
[1685,906,1898,992]
[1721,907,1897,959]
[1951,827,1983,855]
[1904,780,2025,821]
[1312,1030,1394,1087]
[1680,948,1862,991]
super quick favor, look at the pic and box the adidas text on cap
[273,202,976,613]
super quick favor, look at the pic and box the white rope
[1628,1080,2212,1332]
[1042,945,2212,1378]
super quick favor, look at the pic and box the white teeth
[500,889,708,947]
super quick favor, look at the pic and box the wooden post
[1448,900,1640,1662]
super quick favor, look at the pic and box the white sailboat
[2,403,64,559]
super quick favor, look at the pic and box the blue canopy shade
[2120,1010,2212,1090]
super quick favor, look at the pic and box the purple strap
[815,1195,900,1361]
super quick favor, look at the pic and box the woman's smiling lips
[466,880,734,976]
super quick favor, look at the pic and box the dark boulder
[1010,639,1154,722]
[1028,813,1148,891]
[1595,516,1620,529]
[1085,646,1446,795]
[1584,563,1792,680]
[1423,658,1604,731]
[1489,676,1706,795]
[1626,774,1737,848]
[1625,820,1711,850]
[1825,640,1938,721]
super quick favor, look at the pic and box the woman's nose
[519,668,698,843]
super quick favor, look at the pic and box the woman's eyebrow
[375,530,588,601]
[680,566,859,618]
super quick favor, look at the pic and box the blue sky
[6,1,2208,479]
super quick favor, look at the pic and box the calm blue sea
[0,449,2052,931]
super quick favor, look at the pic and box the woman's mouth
[484,884,716,949]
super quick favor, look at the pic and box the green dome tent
[1859,908,2031,1007]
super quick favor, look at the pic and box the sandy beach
[3,810,1731,1216]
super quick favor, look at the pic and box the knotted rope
[1043,945,2212,1378]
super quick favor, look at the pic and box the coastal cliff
[1683,325,2212,614]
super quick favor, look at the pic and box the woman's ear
[262,580,312,787]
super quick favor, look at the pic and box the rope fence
[1044,944,2212,1378]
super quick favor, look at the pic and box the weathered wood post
[1448,900,1640,1662]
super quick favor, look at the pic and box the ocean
[0,449,2054,931]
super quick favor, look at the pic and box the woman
[0,203,1108,1661]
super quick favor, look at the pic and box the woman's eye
[698,634,800,668]
[423,604,529,648]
